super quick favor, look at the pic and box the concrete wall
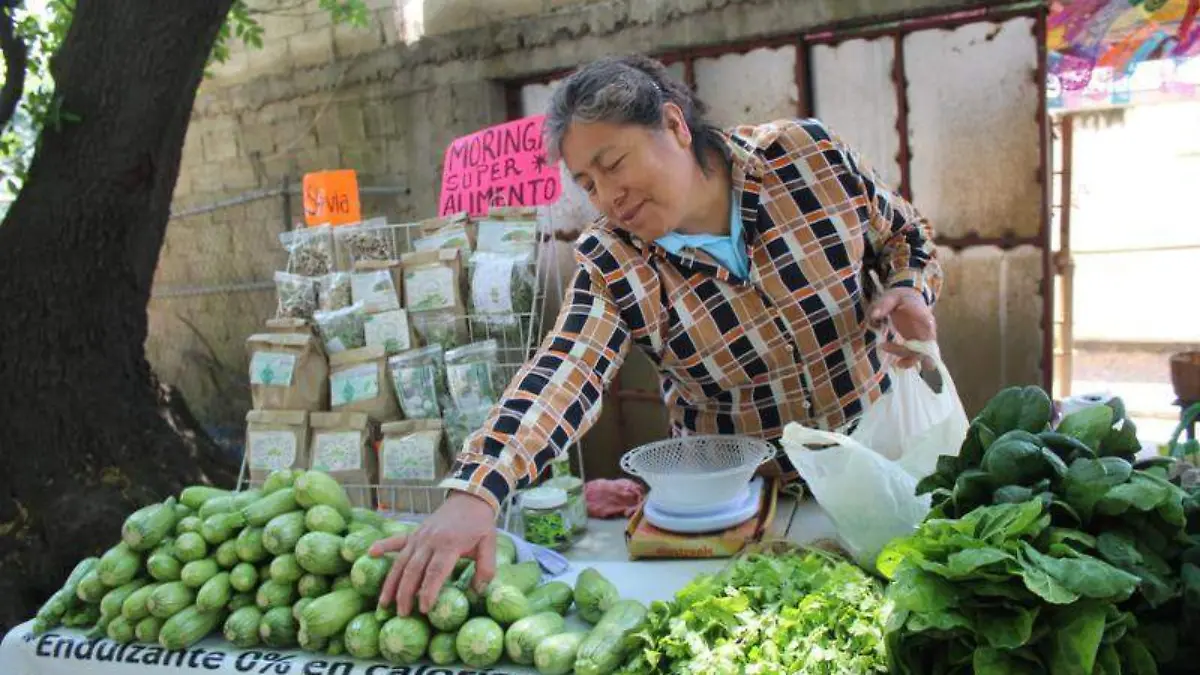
[154,0,1045,476]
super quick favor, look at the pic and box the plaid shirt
[443,118,944,511]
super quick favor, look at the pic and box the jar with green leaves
[543,476,586,538]
[518,487,571,551]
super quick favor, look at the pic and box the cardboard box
[308,411,377,509]
[624,479,779,560]
[245,410,310,483]
[376,419,451,514]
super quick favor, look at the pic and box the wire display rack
[236,212,585,531]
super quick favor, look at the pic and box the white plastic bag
[781,340,968,567]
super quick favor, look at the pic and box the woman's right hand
[370,490,498,616]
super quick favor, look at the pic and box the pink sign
[438,115,563,217]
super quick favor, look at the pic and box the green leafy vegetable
[620,549,889,674]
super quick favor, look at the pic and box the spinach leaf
[888,566,962,614]
[1062,457,1133,522]
[1118,636,1159,675]
[974,647,1040,675]
[975,605,1038,649]
[1019,544,1140,603]
[946,547,1013,578]
[1056,405,1115,452]
[1040,602,1106,675]
[978,386,1053,436]
[1039,430,1097,464]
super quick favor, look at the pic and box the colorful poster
[438,115,562,217]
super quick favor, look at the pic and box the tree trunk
[0,0,237,633]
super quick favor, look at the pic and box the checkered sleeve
[824,122,943,306]
[440,259,632,512]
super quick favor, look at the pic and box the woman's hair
[543,54,729,175]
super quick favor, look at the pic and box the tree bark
[0,0,237,633]
[0,0,28,133]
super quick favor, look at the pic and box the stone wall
[153,0,1046,476]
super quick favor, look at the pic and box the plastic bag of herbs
[387,344,449,420]
[468,250,535,344]
[880,385,1200,675]
[312,301,369,354]
[444,340,504,413]
[279,224,334,276]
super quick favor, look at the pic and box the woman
[373,55,943,614]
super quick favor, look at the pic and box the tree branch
[0,0,28,134]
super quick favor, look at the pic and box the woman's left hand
[869,287,937,369]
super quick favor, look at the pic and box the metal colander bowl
[620,435,776,514]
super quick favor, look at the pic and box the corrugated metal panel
[905,17,1041,239]
[811,37,903,191]
[694,46,799,128]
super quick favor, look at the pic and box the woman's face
[559,104,699,242]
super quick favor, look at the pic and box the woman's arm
[440,259,633,512]
[779,118,943,306]
[834,126,943,306]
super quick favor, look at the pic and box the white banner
[0,560,725,675]
[1,623,538,675]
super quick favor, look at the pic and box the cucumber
[343,612,382,659]
[122,498,178,551]
[147,581,195,619]
[135,616,164,643]
[235,526,268,563]
[173,532,208,563]
[295,531,348,576]
[215,539,241,569]
[298,574,331,599]
[181,558,220,589]
[121,582,162,622]
[175,516,203,536]
[262,511,306,556]
[32,557,98,634]
[259,606,298,648]
[97,543,142,587]
[269,554,304,584]
[223,606,262,648]
[201,511,246,545]
[489,561,542,595]
[300,589,365,639]
[341,527,384,563]
[179,486,230,510]
[146,552,182,582]
[256,579,295,610]
[227,592,255,612]
[232,489,264,509]
[100,579,149,624]
[230,563,258,592]
[198,495,237,520]
[350,555,391,599]
[574,599,648,675]
[196,572,232,612]
[306,504,348,534]
[294,471,353,518]
[261,469,296,496]
[76,568,109,604]
[159,604,225,650]
[107,615,136,644]
[242,488,298,527]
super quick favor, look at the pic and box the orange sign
[303,169,361,226]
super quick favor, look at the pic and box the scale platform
[642,477,764,534]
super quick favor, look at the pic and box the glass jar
[519,487,572,551]
[544,475,587,538]
[548,455,572,479]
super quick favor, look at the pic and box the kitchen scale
[620,435,776,535]
[641,476,765,533]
